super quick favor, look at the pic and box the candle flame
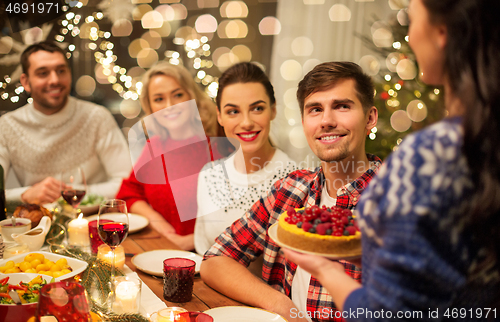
[77,213,84,220]
[170,311,174,320]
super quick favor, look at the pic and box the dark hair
[215,62,276,110]
[422,0,500,274]
[297,61,374,115]
[21,41,67,75]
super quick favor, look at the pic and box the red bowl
[0,273,52,322]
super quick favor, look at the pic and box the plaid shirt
[204,154,382,322]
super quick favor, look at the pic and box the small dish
[203,306,287,322]
[0,273,53,322]
[267,223,362,260]
[132,250,202,276]
[0,251,88,281]
[85,213,149,234]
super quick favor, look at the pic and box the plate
[204,306,287,322]
[268,223,361,260]
[0,251,88,281]
[131,250,203,276]
[85,213,149,234]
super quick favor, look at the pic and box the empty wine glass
[60,167,87,218]
[97,199,129,307]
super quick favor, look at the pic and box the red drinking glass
[88,219,112,254]
[163,258,196,303]
[176,311,214,322]
[37,282,90,322]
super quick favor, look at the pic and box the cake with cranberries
[277,206,361,255]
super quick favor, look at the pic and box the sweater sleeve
[344,124,471,321]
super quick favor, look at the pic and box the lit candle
[113,277,141,314]
[67,213,90,246]
[96,244,125,270]
[156,307,188,322]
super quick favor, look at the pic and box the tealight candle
[96,244,125,270]
[3,243,30,259]
[113,276,141,314]
[67,213,90,246]
[156,307,188,322]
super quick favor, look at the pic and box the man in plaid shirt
[200,62,382,322]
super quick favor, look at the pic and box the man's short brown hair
[21,41,68,75]
[297,61,374,115]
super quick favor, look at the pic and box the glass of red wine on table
[97,199,129,308]
[60,167,87,218]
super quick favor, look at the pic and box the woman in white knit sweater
[194,62,296,256]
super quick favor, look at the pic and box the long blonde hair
[140,62,218,138]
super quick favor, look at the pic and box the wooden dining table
[121,224,244,312]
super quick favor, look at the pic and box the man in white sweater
[0,41,131,204]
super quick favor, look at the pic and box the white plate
[268,223,361,260]
[0,251,88,281]
[204,306,288,322]
[85,213,149,234]
[131,250,202,276]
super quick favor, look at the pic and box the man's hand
[21,177,64,204]
[268,294,310,322]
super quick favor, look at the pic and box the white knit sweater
[194,148,297,255]
[0,97,132,201]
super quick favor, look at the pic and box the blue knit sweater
[345,117,499,321]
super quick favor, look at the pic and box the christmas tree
[363,12,445,159]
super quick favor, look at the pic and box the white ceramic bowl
[0,273,53,322]
[0,251,88,281]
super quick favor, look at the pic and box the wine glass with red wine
[60,168,87,218]
[97,199,129,306]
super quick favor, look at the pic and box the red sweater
[116,135,221,235]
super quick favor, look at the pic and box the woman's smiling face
[148,74,193,139]
[218,82,276,156]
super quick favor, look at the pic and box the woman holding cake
[194,62,296,256]
[116,62,219,250]
[284,0,500,319]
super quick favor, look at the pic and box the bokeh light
[133,4,153,21]
[75,75,96,97]
[120,99,142,119]
[128,39,150,58]
[156,5,175,21]
[220,1,248,18]
[291,37,313,56]
[303,59,322,75]
[171,4,188,20]
[303,0,325,4]
[231,45,252,62]
[217,19,248,38]
[289,126,309,149]
[358,55,380,76]
[111,19,133,37]
[329,4,351,22]
[406,100,427,122]
[142,10,163,29]
[397,9,408,26]
[0,36,13,54]
[283,87,300,110]
[390,110,412,132]
[396,59,417,80]
[280,60,303,81]
[195,14,218,33]
[142,31,162,49]
[259,17,281,35]
[137,48,159,68]
[386,52,400,72]
[372,27,393,48]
